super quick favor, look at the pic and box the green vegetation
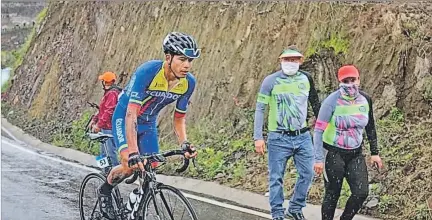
[1,7,47,92]
[305,32,349,57]
[371,108,432,219]
[305,30,350,58]
[158,108,259,184]
[52,111,99,155]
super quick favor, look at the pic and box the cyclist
[97,32,200,220]
[89,71,122,170]
[313,65,383,220]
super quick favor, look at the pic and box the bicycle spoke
[159,191,175,220]
[144,185,196,220]
[90,200,99,219]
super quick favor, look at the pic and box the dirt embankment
[3,2,432,219]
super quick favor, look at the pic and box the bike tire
[79,172,122,220]
[142,184,198,220]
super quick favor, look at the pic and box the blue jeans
[267,131,314,218]
[100,129,120,166]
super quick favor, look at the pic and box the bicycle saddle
[87,132,113,141]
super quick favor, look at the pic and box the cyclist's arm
[173,76,196,144]
[125,104,140,154]
[313,94,336,163]
[253,75,273,141]
[174,116,187,144]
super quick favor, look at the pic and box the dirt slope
[2,2,432,219]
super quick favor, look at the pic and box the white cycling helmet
[162,32,201,59]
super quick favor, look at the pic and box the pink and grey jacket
[313,86,379,163]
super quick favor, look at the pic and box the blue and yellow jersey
[117,60,196,124]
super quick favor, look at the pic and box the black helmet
[163,32,201,59]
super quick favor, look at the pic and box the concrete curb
[1,116,379,220]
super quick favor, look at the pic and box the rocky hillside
[2,2,432,219]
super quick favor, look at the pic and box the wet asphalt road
[1,136,269,220]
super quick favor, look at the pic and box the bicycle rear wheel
[79,172,122,220]
[142,184,198,220]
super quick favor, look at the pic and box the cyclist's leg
[101,129,120,167]
[97,106,133,220]
[107,107,134,186]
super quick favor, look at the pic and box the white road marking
[1,137,272,219]
[183,193,272,219]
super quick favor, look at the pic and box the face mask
[339,83,359,98]
[281,62,299,76]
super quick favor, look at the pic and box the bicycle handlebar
[125,149,195,184]
[87,101,99,110]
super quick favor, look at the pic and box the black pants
[322,148,369,220]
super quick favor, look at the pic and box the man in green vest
[254,45,321,220]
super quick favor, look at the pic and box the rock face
[4,1,432,134]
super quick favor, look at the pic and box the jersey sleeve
[127,62,159,108]
[303,71,321,118]
[174,75,196,118]
[360,91,379,155]
[313,93,337,162]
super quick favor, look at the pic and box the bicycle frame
[127,168,155,219]
[123,149,196,220]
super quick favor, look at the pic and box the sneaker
[285,210,306,220]
[98,187,116,220]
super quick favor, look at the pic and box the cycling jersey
[117,60,195,122]
[313,88,378,162]
[112,60,196,154]
[253,70,320,140]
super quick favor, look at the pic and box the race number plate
[96,155,110,168]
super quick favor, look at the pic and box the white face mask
[281,62,299,76]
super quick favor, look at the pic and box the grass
[368,108,432,219]
[52,110,99,155]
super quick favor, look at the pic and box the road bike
[79,125,199,220]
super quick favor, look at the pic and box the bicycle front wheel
[142,184,198,220]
